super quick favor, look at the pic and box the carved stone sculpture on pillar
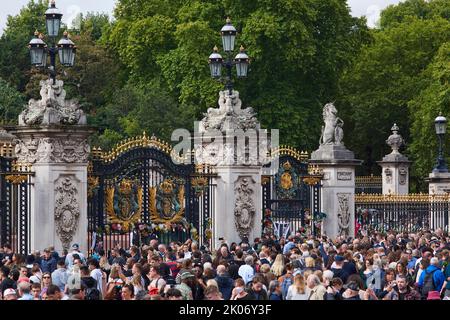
[234,177,256,240]
[310,103,361,240]
[12,79,92,253]
[377,124,411,195]
[19,79,87,126]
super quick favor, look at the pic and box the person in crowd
[41,249,57,273]
[286,274,308,300]
[2,227,449,301]
[418,256,445,299]
[2,288,17,300]
[246,275,268,300]
[40,272,52,298]
[51,259,68,292]
[17,281,33,300]
[238,255,255,285]
[121,283,135,300]
[31,282,41,300]
[215,264,233,300]
[65,244,85,269]
[204,285,224,300]
[306,274,326,300]
[324,277,344,300]
[268,280,282,300]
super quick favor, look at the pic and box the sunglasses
[43,276,51,279]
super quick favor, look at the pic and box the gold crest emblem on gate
[149,178,185,224]
[106,179,143,231]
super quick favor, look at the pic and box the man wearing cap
[175,271,195,300]
[2,288,17,300]
[65,243,85,269]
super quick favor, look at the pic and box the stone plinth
[12,125,93,254]
[311,144,355,162]
[310,156,361,240]
[427,171,450,195]
[377,153,411,195]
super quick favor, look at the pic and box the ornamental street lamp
[209,18,250,95]
[28,1,76,84]
[433,113,448,173]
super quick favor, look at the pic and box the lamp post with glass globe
[28,0,76,84]
[208,18,250,95]
[433,113,448,173]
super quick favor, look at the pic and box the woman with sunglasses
[40,272,52,299]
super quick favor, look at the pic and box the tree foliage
[338,0,450,191]
[105,0,370,150]
[0,78,26,123]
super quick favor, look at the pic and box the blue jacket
[215,275,234,300]
[418,265,445,292]
[41,256,57,273]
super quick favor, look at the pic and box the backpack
[421,269,437,299]
[149,278,165,296]
[280,274,294,300]
[85,287,101,300]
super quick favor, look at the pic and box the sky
[0,0,403,35]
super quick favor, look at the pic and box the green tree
[0,1,48,93]
[408,43,450,190]
[0,78,26,123]
[337,0,450,190]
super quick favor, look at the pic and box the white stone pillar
[13,127,92,254]
[378,124,411,195]
[310,159,360,240]
[213,167,262,249]
[196,90,265,249]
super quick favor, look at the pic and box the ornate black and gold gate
[0,148,34,255]
[262,147,324,238]
[88,133,215,252]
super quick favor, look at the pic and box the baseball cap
[71,243,79,250]
[3,288,17,297]
[180,271,195,280]
[335,255,345,262]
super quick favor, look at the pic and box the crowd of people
[1,228,450,301]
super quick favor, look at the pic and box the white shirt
[90,268,103,293]
[238,265,255,285]
[65,250,86,268]
[286,286,309,300]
